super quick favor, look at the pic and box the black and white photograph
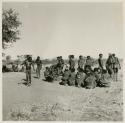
[2,1,123,121]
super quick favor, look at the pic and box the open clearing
[3,70,123,121]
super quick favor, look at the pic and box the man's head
[28,56,32,61]
[26,55,29,59]
[37,56,40,60]
[71,55,74,59]
[46,67,49,70]
[57,56,60,60]
[99,54,103,58]
[112,53,115,57]
[87,56,90,59]
[108,53,112,58]
[26,55,31,59]
[69,55,74,59]
[86,70,91,76]
[79,55,83,59]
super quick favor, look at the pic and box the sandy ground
[3,70,123,121]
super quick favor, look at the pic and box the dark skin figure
[35,56,42,79]
[22,57,35,86]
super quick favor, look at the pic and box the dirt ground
[3,69,123,121]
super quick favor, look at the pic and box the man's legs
[29,70,31,84]
[38,67,41,79]
[26,70,29,82]
[36,67,38,78]
[114,68,118,81]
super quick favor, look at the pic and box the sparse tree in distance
[2,8,21,49]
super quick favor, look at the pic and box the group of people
[21,53,121,87]
[44,54,121,89]
[21,56,42,86]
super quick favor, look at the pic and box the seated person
[60,66,71,85]
[68,68,76,86]
[84,70,96,89]
[84,65,92,74]
[75,68,86,87]
[94,68,110,87]
[44,67,54,82]
[93,67,102,86]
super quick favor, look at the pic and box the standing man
[60,56,65,73]
[69,55,75,70]
[112,54,121,81]
[84,56,93,71]
[22,55,35,86]
[78,55,85,72]
[57,56,62,75]
[98,54,104,72]
[35,56,42,79]
[106,54,114,79]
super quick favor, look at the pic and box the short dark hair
[79,55,83,58]
[37,56,40,59]
[87,56,90,58]
[69,55,74,58]
[28,56,32,61]
[99,54,103,56]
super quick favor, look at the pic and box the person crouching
[60,65,71,86]
[68,68,76,86]
[84,69,96,89]
[75,68,86,88]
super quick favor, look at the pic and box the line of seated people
[44,65,110,89]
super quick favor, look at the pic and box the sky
[2,2,123,59]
